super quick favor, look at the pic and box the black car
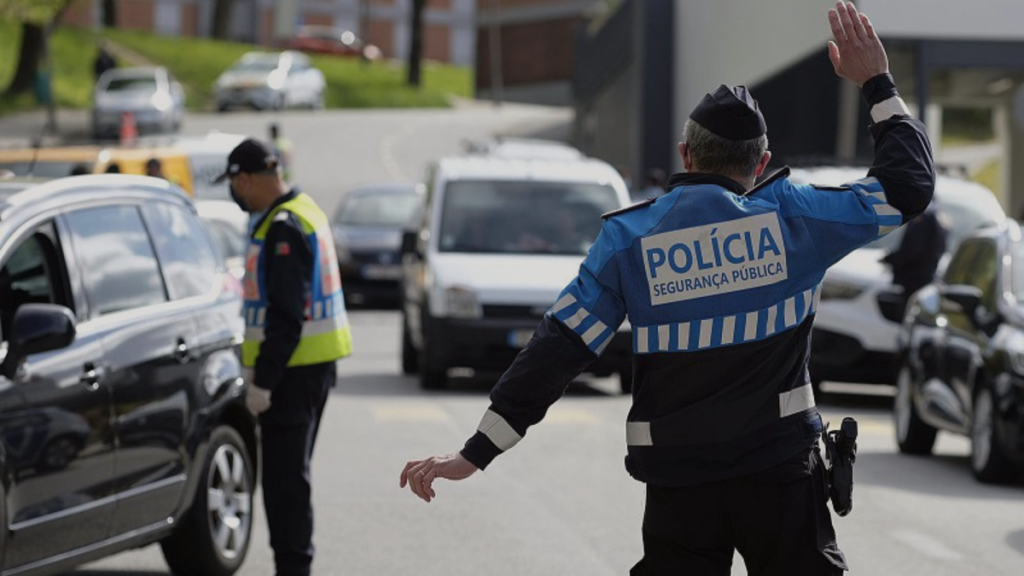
[896,221,1024,483]
[0,175,256,574]
[332,182,424,305]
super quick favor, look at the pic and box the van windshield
[438,181,619,255]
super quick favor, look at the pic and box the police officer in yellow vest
[214,138,352,576]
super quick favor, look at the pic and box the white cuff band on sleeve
[870,96,912,123]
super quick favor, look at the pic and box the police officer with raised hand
[400,3,933,574]
[214,138,353,576]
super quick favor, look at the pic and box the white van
[400,139,634,391]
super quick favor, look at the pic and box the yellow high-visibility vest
[241,193,352,368]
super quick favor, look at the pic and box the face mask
[229,182,250,213]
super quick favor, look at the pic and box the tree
[406,0,426,87]
[0,0,71,96]
[101,0,116,27]
[212,0,234,40]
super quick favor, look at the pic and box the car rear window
[438,180,619,255]
[65,205,168,316]
[104,77,158,93]
[143,203,219,300]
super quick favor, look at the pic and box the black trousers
[631,448,847,576]
[259,362,336,576]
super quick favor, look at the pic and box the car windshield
[438,181,619,255]
[232,58,279,73]
[104,76,158,94]
[335,193,420,227]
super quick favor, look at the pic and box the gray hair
[682,120,768,177]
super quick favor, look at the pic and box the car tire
[894,363,937,455]
[216,101,229,113]
[970,385,1017,483]
[161,425,254,576]
[618,367,633,394]
[401,314,418,375]
[418,319,447,390]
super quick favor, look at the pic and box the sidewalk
[0,109,91,147]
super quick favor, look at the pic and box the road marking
[544,408,599,424]
[890,529,964,561]
[373,405,451,422]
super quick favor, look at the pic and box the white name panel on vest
[642,213,789,305]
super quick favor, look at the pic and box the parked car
[285,25,382,61]
[333,182,424,305]
[214,51,325,111]
[895,221,1024,483]
[788,166,1006,389]
[400,139,634,391]
[0,175,256,575]
[92,67,185,139]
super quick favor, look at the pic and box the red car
[286,25,382,61]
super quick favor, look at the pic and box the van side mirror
[876,286,905,324]
[1,304,76,379]
[401,229,421,258]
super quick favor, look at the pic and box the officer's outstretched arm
[400,225,627,502]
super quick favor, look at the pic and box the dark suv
[0,175,256,575]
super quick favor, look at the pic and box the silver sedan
[92,66,185,139]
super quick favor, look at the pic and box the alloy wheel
[206,443,252,560]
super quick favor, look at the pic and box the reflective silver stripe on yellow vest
[241,193,352,368]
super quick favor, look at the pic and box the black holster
[822,417,858,517]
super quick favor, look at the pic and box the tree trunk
[102,0,117,27]
[406,0,426,87]
[5,23,44,96]
[212,0,234,40]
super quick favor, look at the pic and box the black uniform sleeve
[460,315,597,470]
[254,212,313,391]
[862,73,936,223]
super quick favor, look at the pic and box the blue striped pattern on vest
[550,293,615,355]
[849,177,902,238]
[632,285,821,354]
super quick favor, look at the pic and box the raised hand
[827,1,889,87]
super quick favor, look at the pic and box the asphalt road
[65,107,1024,575]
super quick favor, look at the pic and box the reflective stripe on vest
[241,193,352,368]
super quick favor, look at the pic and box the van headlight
[820,279,866,300]
[446,286,482,319]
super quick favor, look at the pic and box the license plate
[507,329,534,348]
[361,264,402,280]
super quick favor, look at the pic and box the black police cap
[689,85,767,141]
[213,138,279,183]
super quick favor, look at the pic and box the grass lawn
[104,29,473,110]
[973,158,1001,199]
[0,20,473,116]
[0,19,101,115]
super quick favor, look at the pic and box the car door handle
[80,362,101,391]
[173,338,191,363]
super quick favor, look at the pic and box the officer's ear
[678,142,694,172]
[754,151,772,178]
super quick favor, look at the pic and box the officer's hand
[827,1,889,87]
[245,383,272,416]
[399,453,478,503]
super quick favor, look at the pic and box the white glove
[243,369,272,416]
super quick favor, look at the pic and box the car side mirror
[401,229,422,258]
[942,285,983,317]
[876,286,906,324]
[1,304,76,379]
